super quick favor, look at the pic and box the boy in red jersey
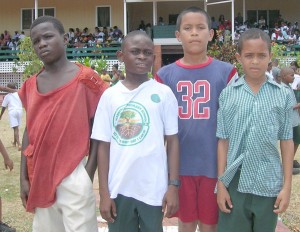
[156,6,237,232]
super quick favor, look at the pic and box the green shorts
[108,194,163,232]
[293,125,300,144]
[217,171,278,232]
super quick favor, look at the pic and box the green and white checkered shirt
[281,82,300,127]
[217,76,293,197]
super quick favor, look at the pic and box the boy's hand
[20,178,30,209]
[4,158,13,171]
[273,188,291,214]
[294,103,300,111]
[100,194,117,223]
[217,181,233,213]
[162,186,179,218]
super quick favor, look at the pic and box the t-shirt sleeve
[216,90,228,139]
[1,95,9,107]
[91,92,112,142]
[163,88,178,135]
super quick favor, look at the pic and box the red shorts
[175,176,218,225]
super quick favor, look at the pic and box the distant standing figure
[158,17,165,26]
[0,82,22,150]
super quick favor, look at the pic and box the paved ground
[93,176,290,232]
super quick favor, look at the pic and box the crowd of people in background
[65,25,123,49]
[211,13,300,46]
[0,30,26,51]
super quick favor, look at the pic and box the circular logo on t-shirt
[113,101,150,146]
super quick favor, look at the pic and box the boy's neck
[281,80,290,86]
[122,74,149,90]
[181,54,209,66]
[244,75,267,94]
[44,59,70,74]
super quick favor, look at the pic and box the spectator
[112,26,122,42]
[158,16,165,26]
[258,15,266,29]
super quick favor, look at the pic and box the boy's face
[118,34,154,76]
[176,12,214,56]
[283,70,295,84]
[236,38,271,81]
[31,22,66,64]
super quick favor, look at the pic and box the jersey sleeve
[216,90,229,139]
[227,67,239,85]
[154,73,164,83]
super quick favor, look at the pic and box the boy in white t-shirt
[91,30,180,232]
[0,83,23,150]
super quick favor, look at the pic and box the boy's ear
[63,34,68,45]
[116,50,123,62]
[208,29,214,42]
[235,52,241,64]
[175,31,181,42]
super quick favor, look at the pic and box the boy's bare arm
[0,86,17,93]
[85,139,98,182]
[0,139,13,171]
[217,138,233,213]
[98,140,116,223]
[20,128,30,209]
[274,139,294,214]
[0,107,6,120]
[162,134,179,218]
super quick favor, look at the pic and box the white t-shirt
[91,79,178,206]
[2,92,22,112]
[291,74,300,90]
[266,71,274,80]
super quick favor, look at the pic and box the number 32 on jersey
[177,80,210,119]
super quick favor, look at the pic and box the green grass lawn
[0,109,300,231]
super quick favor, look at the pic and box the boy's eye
[130,50,153,56]
[144,50,153,56]
[32,39,39,45]
[197,25,206,30]
[131,50,140,55]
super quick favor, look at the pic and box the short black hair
[121,30,152,51]
[237,28,271,54]
[30,16,65,35]
[113,63,119,70]
[7,82,17,89]
[176,6,211,31]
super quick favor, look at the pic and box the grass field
[0,111,300,231]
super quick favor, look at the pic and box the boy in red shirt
[19,16,106,231]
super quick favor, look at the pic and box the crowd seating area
[0,26,123,61]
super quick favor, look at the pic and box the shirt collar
[233,75,282,89]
